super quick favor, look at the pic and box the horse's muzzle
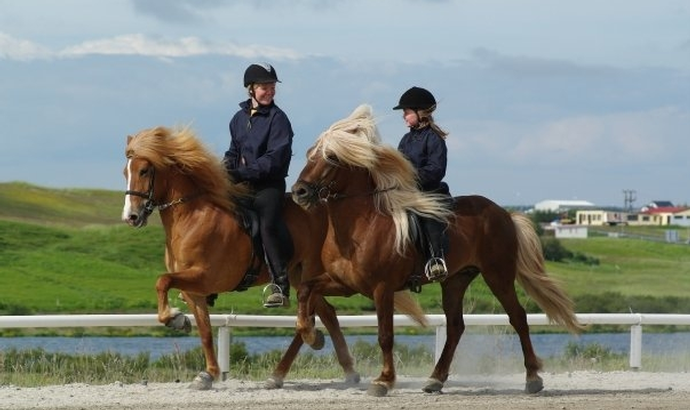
[123,210,149,228]
[291,180,317,210]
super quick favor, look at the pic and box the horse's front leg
[155,272,191,332]
[368,286,396,397]
[268,296,361,389]
[295,279,324,349]
[296,277,355,349]
[313,297,360,384]
[265,333,305,389]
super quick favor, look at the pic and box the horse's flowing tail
[511,213,586,334]
[393,291,428,327]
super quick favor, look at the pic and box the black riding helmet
[243,63,280,87]
[393,86,436,111]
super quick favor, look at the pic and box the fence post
[217,326,231,380]
[629,324,642,369]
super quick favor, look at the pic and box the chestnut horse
[121,126,371,390]
[291,105,585,397]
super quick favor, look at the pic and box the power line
[623,189,637,212]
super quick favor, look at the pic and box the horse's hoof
[422,378,444,393]
[367,382,390,397]
[167,312,192,333]
[525,376,544,394]
[309,329,325,350]
[188,371,213,390]
[265,375,284,389]
[345,371,361,385]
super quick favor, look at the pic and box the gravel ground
[1,371,689,410]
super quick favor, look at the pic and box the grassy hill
[1,181,689,321]
[0,182,125,227]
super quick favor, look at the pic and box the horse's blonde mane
[310,104,452,253]
[125,126,248,212]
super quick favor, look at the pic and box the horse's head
[291,105,381,210]
[122,133,169,227]
[291,147,342,210]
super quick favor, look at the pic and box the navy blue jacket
[397,126,447,192]
[224,100,293,184]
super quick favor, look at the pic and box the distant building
[640,200,674,212]
[533,199,595,212]
[669,208,690,227]
[635,206,690,226]
[577,205,690,227]
[576,210,629,226]
[552,225,588,239]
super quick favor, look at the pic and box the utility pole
[623,189,637,212]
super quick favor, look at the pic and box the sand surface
[1,371,689,409]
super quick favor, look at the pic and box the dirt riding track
[1,371,689,410]
[0,371,690,410]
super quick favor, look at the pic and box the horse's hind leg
[180,293,218,390]
[423,272,474,393]
[484,272,543,393]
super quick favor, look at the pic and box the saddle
[232,204,267,292]
[205,201,265,307]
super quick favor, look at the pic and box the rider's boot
[422,215,449,282]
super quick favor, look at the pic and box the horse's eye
[139,168,149,177]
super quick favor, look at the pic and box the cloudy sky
[1,0,688,208]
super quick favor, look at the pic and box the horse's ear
[127,135,133,144]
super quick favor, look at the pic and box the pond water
[1,332,688,361]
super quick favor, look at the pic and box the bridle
[125,164,197,218]
[294,178,397,204]
[295,153,400,205]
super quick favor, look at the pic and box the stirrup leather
[424,257,448,281]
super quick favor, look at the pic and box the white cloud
[507,107,689,165]
[0,32,304,61]
[60,34,303,60]
[0,33,51,60]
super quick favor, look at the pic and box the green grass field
[1,181,689,320]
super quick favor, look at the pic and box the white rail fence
[1,313,688,377]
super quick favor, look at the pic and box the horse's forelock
[315,106,380,169]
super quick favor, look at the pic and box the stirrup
[262,284,289,308]
[424,257,448,281]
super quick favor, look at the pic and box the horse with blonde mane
[291,105,585,397]
[121,126,384,390]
